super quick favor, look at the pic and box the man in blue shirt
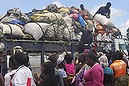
[94,2,111,18]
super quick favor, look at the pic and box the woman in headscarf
[98,52,114,86]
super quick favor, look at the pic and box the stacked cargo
[0,4,121,43]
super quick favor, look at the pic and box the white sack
[0,24,24,36]
[24,23,51,41]
[94,14,115,28]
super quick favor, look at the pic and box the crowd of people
[0,46,128,86]
[36,49,128,86]
[0,39,129,86]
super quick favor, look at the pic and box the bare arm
[0,74,4,86]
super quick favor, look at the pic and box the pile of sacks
[0,4,79,41]
[0,4,121,41]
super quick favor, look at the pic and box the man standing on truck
[79,4,94,31]
[94,2,112,18]
[79,4,93,20]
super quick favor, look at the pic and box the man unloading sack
[94,2,111,18]
[93,2,115,32]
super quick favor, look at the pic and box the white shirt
[4,69,17,86]
[58,68,67,78]
[11,65,36,86]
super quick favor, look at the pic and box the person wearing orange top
[110,51,128,86]
[110,60,127,78]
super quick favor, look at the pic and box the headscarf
[99,54,109,68]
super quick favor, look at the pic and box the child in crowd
[57,56,67,86]
[64,54,75,86]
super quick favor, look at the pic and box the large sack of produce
[101,33,112,42]
[1,8,30,23]
[42,10,49,13]
[63,27,78,40]
[63,27,72,40]
[60,12,69,17]
[45,4,58,12]
[63,16,73,27]
[45,25,54,38]
[58,7,70,13]
[96,34,102,41]
[96,25,104,31]
[1,15,18,23]
[96,33,111,42]
[45,25,65,40]
[39,13,63,25]
[86,20,94,31]
[94,14,115,28]
[95,22,104,31]
[110,27,121,36]
[98,31,106,34]
[29,14,44,22]
[0,24,24,36]
[24,23,51,41]
[64,27,82,40]
[30,13,63,25]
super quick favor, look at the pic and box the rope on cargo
[6,24,13,42]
